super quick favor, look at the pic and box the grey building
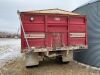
[73,0,100,67]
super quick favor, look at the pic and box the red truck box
[18,9,88,67]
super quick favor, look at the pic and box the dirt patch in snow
[0,38,21,69]
[0,57,100,75]
[0,38,100,75]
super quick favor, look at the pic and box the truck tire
[25,51,39,68]
[56,56,70,64]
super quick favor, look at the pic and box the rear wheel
[26,65,38,68]
[56,56,70,64]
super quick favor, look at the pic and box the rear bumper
[22,45,88,53]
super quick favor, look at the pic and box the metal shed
[73,0,100,67]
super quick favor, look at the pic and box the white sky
[0,0,93,33]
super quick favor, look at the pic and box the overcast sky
[0,0,93,33]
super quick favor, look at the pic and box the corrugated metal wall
[73,1,100,67]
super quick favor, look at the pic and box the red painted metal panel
[45,33,68,47]
[23,39,45,48]
[47,23,67,26]
[47,16,67,24]
[23,24,45,32]
[69,37,86,45]
[21,29,25,50]
[61,33,68,46]
[45,33,53,47]
[21,14,44,24]
[69,17,85,25]
[69,25,86,32]
[47,26,67,32]
[20,13,87,52]
[68,16,87,46]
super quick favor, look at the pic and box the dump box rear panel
[20,13,87,52]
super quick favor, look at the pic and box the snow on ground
[74,61,100,71]
[0,38,100,72]
[0,38,21,69]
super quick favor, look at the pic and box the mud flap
[25,51,39,67]
[62,51,73,62]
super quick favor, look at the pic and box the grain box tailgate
[20,13,87,52]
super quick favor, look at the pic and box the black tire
[56,56,70,64]
[62,61,70,64]
[56,56,62,64]
[26,65,38,68]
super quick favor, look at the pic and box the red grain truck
[18,9,88,67]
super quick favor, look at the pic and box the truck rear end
[18,9,88,67]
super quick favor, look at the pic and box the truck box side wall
[20,13,87,52]
[68,16,87,45]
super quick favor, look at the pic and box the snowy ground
[0,38,21,69]
[0,38,100,75]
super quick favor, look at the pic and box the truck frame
[18,9,88,67]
